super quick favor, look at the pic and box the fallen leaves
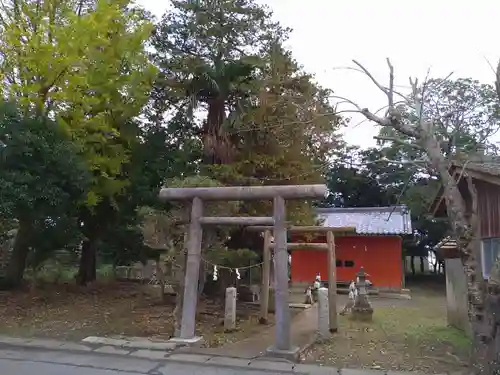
[0,281,272,347]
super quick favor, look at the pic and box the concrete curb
[0,335,173,360]
[0,335,445,375]
[0,336,334,373]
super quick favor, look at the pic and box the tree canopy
[0,101,90,285]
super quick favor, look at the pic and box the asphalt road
[0,348,293,375]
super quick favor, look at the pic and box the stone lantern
[351,267,374,322]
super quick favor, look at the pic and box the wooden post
[180,197,203,339]
[260,230,272,324]
[327,230,338,333]
[272,195,291,351]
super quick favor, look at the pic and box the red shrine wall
[290,235,403,289]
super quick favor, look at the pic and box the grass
[306,289,471,374]
[376,305,471,351]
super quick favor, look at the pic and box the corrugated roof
[450,160,500,178]
[316,206,412,235]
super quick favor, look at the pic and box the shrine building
[290,206,412,291]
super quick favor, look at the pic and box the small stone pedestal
[350,267,374,322]
[265,345,301,362]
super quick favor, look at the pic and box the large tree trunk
[203,97,233,165]
[421,135,500,374]
[482,285,500,373]
[6,219,32,287]
[77,207,109,286]
[76,238,97,286]
[419,256,425,273]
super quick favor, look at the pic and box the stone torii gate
[247,225,356,335]
[158,184,327,355]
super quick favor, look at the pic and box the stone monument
[224,287,237,332]
[317,287,330,340]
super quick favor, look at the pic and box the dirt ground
[0,281,274,348]
[305,284,471,374]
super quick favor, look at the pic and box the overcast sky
[136,0,500,148]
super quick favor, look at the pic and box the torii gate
[247,225,356,334]
[158,184,327,356]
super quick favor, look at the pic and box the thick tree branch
[373,136,423,149]
[359,108,391,126]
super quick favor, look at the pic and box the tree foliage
[149,0,344,246]
[0,0,157,205]
[0,0,344,295]
[219,44,344,224]
[0,0,159,284]
[0,101,90,285]
[323,145,449,259]
[150,0,288,165]
[378,78,500,159]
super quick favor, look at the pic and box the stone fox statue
[304,274,322,304]
[339,280,357,315]
[312,274,321,302]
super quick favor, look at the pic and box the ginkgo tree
[0,0,157,284]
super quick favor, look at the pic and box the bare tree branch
[373,136,423,149]
[352,59,420,139]
[330,95,362,111]
[415,68,433,133]
[368,157,429,168]
[386,58,394,109]
[353,59,391,99]
[496,60,500,103]
[359,108,391,126]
